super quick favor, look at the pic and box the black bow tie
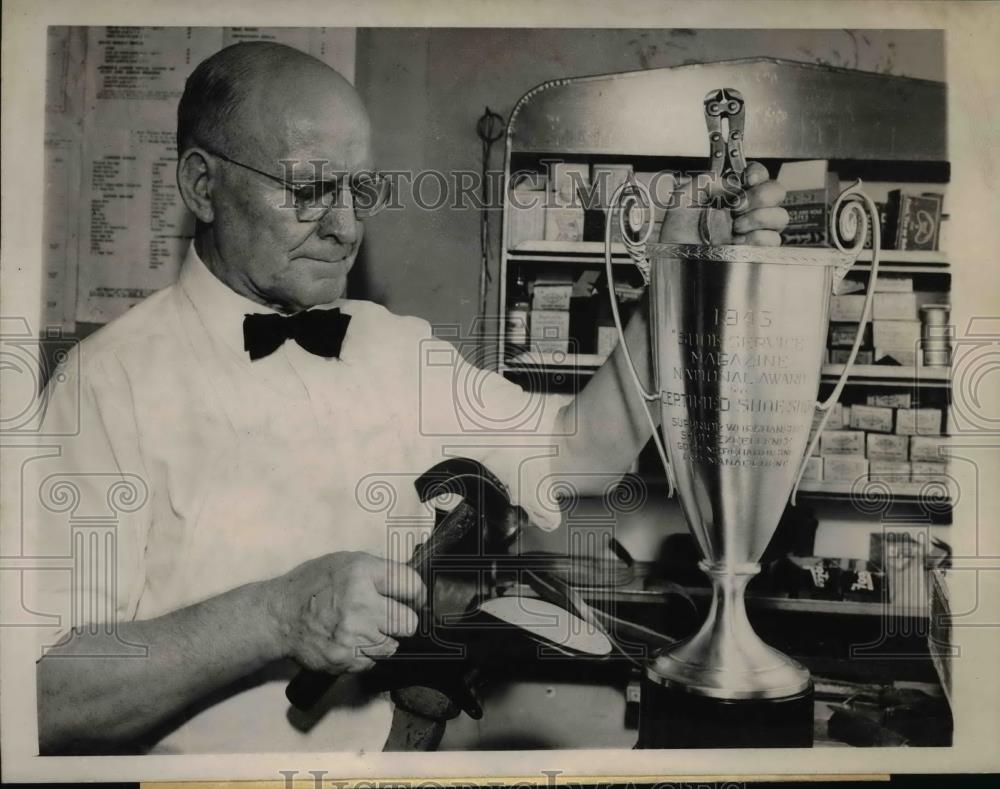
[243,308,352,361]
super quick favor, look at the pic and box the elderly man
[33,42,787,754]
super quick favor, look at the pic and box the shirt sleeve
[412,330,575,531]
[24,345,153,656]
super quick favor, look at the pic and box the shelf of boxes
[507,243,953,382]
[821,363,950,385]
[796,479,955,502]
[798,400,952,508]
[509,242,949,267]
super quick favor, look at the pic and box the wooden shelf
[509,241,949,270]
[685,587,926,618]
[821,363,950,385]
[633,472,953,509]
[510,240,628,256]
[509,579,925,619]
[503,352,607,374]
[603,583,926,618]
[855,249,948,266]
[796,479,953,503]
[508,240,632,266]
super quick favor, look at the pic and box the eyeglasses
[204,148,391,221]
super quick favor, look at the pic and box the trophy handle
[604,178,677,498]
[791,180,882,504]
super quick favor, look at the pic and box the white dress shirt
[29,243,571,753]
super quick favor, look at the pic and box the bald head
[177,41,369,171]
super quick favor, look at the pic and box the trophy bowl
[630,237,874,747]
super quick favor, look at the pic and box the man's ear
[177,148,216,223]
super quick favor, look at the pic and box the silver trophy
[607,90,881,746]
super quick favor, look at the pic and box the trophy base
[643,561,812,700]
[644,634,812,700]
[637,679,814,748]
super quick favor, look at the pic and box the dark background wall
[352,28,944,340]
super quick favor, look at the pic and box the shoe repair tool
[284,457,517,712]
[476,107,505,332]
[699,87,746,245]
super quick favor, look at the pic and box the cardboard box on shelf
[840,558,886,602]
[777,160,839,246]
[874,275,914,293]
[873,319,921,349]
[820,430,865,456]
[787,556,843,601]
[870,532,930,612]
[531,271,574,311]
[531,285,573,311]
[829,349,874,365]
[867,392,912,409]
[812,402,844,431]
[830,295,867,322]
[507,189,546,248]
[823,455,870,482]
[909,435,949,463]
[850,404,894,433]
[550,162,590,205]
[896,408,943,436]
[867,433,909,461]
[869,460,911,482]
[529,309,570,354]
[829,322,870,348]
[887,189,944,251]
[801,456,823,482]
[873,292,919,321]
[910,461,950,482]
[544,205,584,242]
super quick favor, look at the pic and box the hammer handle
[285,500,479,711]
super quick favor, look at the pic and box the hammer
[285,458,516,711]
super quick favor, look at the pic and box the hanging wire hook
[476,107,506,332]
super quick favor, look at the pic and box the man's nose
[316,201,360,245]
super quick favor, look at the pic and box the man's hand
[266,551,426,675]
[658,161,788,246]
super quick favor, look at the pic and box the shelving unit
[497,59,951,613]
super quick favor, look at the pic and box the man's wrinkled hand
[658,161,788,246]
[265,551,426,675]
